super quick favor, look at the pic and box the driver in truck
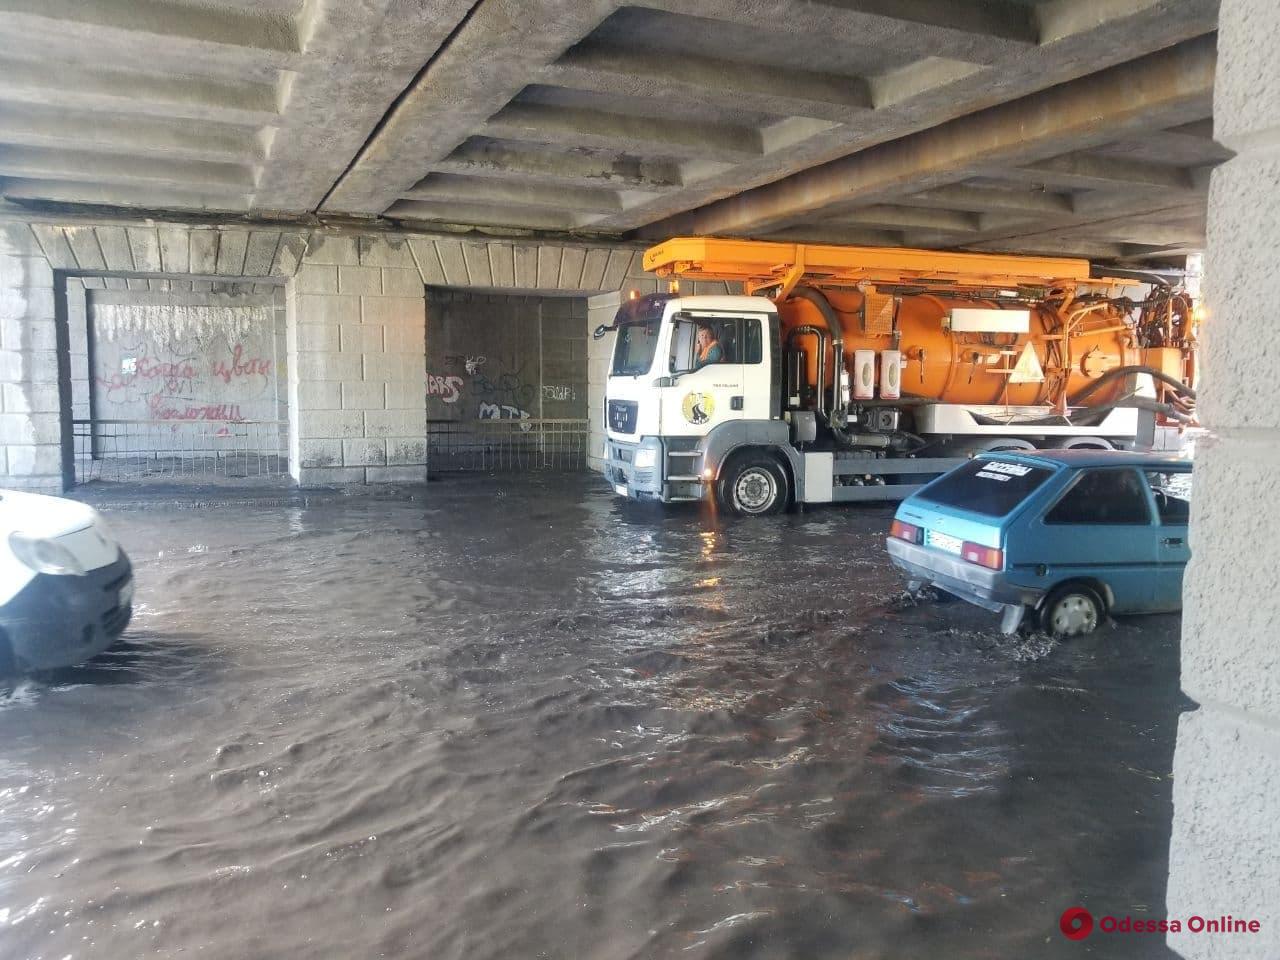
[694,323,723,369]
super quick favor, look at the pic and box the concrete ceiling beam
[543,42,872,122]
[638,0,1035,65]
[894,183,1075,216]
[825,203,981,233]
[321,0,620,215]
[644,34,1217,237]
[1002,153,1199,192]
[250,0,479,212]
[431,139,686,194]
[385,199,591,232]
[402,174,625,214]
[0,145,255,193]
[763,224,908,247]
[0,58,278,127]
[0,0,300,57]
[0,102,261,165]
[0,177,250,213]
[481,103,762,163]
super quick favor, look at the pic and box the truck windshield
[611,320,661,376]
[919,458,1054,517]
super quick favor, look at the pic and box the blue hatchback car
[887,450,1192,636]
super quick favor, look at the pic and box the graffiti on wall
[91,303,278,430]
[427,373,465,404]
[541,384,577,402]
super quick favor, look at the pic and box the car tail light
[961,541,1003,570]
[890,519,922,544]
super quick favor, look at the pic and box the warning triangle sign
[1009,342,1045,383]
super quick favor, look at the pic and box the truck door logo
[682,391,714,425]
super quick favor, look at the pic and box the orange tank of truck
[644,237,1197,421]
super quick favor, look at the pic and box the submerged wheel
[717,454,789,516]
[1040,584,1105,637]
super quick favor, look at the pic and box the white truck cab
[600,293,792,510]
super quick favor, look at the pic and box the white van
[0,491,133,673]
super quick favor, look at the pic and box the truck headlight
[9,533,85,576]
[634,448,657,469]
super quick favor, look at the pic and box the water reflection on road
[0,475,1184,959]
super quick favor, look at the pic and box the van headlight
[9,533,85,576]
[633,448,657,470]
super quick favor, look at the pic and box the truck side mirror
[592,324,612,340]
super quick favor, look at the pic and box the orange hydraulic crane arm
[643,237,1111,298]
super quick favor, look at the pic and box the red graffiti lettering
[212,344,273,384]
[146,393,245,422]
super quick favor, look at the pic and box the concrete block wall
[0,223,61,491]
[0,219,685,488]
[287,235,427,485]
[1166,1,1280,956]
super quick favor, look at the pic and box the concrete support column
[1167,1,1280,956]
[586,291,620,473]
[0,223,62,492]
[286,235,427,485]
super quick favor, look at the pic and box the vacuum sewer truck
[598,237,1197,514]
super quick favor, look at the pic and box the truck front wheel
[717,454,790,516]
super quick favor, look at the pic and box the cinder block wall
[1166,1,1280,956]
[0,224,61,491]
[287,235,428,485]
[0,220,674,489]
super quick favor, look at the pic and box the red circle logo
[1060,907,1094,940]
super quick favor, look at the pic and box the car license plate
[927,530,963,555]
[613,484,627,497]
[118,579,134,609]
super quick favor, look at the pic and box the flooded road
[0,475,1185,959]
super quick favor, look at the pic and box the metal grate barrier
[73,419,288,484]
[427,418,588,473]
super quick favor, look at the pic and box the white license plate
[118,579,134,608]
[927,530,963,555]
[613,484,628,497]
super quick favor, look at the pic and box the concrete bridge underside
[0,0,1220,264]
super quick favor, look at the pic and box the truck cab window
[611,319,661,376]
[742,318,763,364]
[670,318,741,372]
[1045,469,1152,525]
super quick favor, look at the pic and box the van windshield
[919,458,1054,517]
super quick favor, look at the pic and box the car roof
[977,448,1191,470]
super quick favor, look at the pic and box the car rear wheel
[1040,584,1105,636]
[717,454,789,516]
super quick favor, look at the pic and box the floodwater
[0,475,1186,959]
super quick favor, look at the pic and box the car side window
[1145,470,1191,525]
[1044,468,1152,525]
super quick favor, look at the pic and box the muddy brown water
[0,475,1185,959]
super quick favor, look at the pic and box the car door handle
[730,395,744,410]
[1162,537,1184,546]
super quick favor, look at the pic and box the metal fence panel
[73,419,288,484]
[427,418,588,472]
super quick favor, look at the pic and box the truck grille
[607,400,637,435]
